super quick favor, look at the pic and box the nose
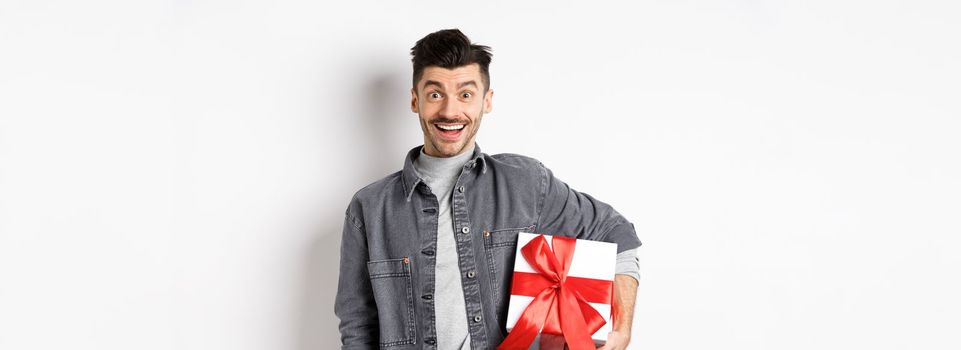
[439,96,460,119]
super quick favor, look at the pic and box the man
[335,29,642,350]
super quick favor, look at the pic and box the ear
[483,88,494,113]
[410,88,419,113]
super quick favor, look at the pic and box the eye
[429,92,442,99]
[461,92,472,99]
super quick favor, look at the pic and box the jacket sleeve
[334,209,379,349]
[535,161,642,253]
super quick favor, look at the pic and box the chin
[439,147,461,156]
[433,143,463,156]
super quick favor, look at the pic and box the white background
[1,1,959,349]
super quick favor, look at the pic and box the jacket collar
[402,143,488,202]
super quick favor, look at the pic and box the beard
[421,112,483,157]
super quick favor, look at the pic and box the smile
[435,123,465,130]
[433,123,466,141]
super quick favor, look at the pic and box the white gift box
[504,232,618,345]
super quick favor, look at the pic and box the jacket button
[458,186,465,193]
[461,227,470,234]
[467,271,475,278]
[421,249,434,256]
[422,294,433,300]
[473,315,482,322]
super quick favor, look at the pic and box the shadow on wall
[296,66,408,349]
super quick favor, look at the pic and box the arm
[535,162,642,349]
[535,161,642,252]
[599,274,638,350]
[334,210,379,349]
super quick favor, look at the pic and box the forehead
[418,64,482,90]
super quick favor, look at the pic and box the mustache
[431,118,469,124]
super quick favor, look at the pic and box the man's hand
[598,274,638,350]
[597,330,631,350]
[540,331,630,350]
[535,274,639,350]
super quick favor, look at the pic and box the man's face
[411,63,493,157]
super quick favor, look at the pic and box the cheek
[466,101,484,117]
[420,103,441,116]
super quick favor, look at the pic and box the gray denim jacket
[335,143,642,350]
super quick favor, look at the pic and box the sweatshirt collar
[402,143,487,202]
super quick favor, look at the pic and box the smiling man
[335,29,642,350]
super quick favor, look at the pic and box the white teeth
[436,124,465,131]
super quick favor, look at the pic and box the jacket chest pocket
[367,258,416,347]
[482,223,536,331]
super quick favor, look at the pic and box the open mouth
[433,123,466,141]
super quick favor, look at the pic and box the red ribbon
[497,235,613,350]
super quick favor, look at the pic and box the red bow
[497,235,613,350]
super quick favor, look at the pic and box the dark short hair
[410,29,492,91]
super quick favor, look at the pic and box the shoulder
[484,152,552,197]
[486,152,554,184]
[352,170,402,200]
[344,170,403,227]
[488,152,546,172]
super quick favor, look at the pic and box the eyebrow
[422,80,478,91]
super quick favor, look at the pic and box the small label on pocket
[367,258,410,278]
